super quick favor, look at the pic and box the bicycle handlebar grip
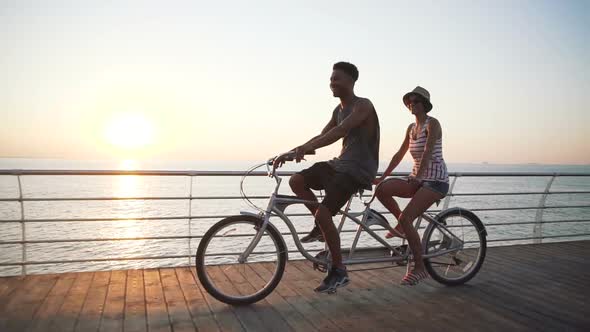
[268,150,316,166]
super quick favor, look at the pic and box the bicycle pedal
[313,262,328,273]
[391,244,408,256]
[313,250,330,272]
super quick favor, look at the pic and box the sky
[0,0,589,165]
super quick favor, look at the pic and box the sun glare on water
[104,113,155,149]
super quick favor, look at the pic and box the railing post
[188,175,194,266]
[533,174,556,244]
[442,174,460,210]
[16,175,27,276]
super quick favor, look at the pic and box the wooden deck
[0,241,589,332]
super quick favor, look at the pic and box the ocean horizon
[1,157,589,173]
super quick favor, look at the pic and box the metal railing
[0,169,589,276]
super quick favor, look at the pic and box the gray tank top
[328,97,380,189]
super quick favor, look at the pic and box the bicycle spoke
[424,210,486,284]
[196,216,286,304]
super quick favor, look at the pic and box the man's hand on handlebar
[294,144,313,163]
[271,147,315,170]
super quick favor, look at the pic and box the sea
[1,158,589,276]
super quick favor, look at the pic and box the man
[275,62,380,293]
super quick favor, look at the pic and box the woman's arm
[375,124,412,183]
[414,118,442,180]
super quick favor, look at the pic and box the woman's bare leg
[398,187,444,274]
[375,179,420,235]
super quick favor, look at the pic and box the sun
[104,113,155,149]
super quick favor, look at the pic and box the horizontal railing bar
[0,196,193,202]
[0,249,327,266]
[484,219,590,227]
[450,191,590,196]
[4,219,589,245]
[0,255,192,266]
[3,217,589,245]
[0,214,310,223]
[0,229,374,245]
[1,204,588,224]
[486,233,590,243]
[2,234,589,266]
[1,170,589,177]
[1,191,588,202]
[0,196,278,202]
[468,205,590,212]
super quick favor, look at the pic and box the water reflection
[112,166,148,254]
[114,175,141,198]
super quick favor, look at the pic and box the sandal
[400,270,428,286]
[385,225,406,239]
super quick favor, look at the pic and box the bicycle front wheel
[423,208,487,286]
[195,215,287,305]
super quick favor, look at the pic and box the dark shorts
[297,162,362,216]
[421,180,449,196]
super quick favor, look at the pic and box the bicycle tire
[195,215,287,305]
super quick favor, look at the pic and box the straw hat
[403,86,433,112]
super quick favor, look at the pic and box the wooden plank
[486,250,588,302]
[0,241,589,332]
[143,269,171,332]
[99,270,127,332]
[288,261,412,331]
[477,254,587,328]
[189,267,244,332]
[253,262,330,332]
[287,262,374,329]
[340,265,425,330]
[364,264,527,331]
[220,263,292,331]
[257,262,342,332]
[74,271,111,332]
[207,265,265,331]
[47,272,94,332]
[459,248,583,330]
[159,268,195,332]
[0,274,58,332]
[122,270,147,332]
[26,272,77,332]
[175,267,220,332]
[0,276,23,303]
[242,264,317,332]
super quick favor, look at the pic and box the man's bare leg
[315,205,344,269]
[289,174,318,214]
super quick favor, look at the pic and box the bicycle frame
[238,169,466,267]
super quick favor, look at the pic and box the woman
[373,86,449,286]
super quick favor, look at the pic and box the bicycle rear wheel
[423,208,487,285]
[195,215,287,305]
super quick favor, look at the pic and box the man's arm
[297,99,373,159]
[273,114,336,168]
[296,113,336,149]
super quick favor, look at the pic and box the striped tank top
[409,116,449,182]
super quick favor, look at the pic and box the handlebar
[267,150,316,166]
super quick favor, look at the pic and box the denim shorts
[420,180,450,196]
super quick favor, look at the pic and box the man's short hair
[333,62,359,82]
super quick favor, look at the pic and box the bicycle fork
[238,196,275,263]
